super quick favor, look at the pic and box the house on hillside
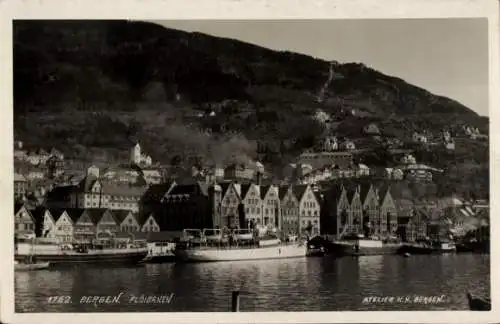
[412,132,428,143]
[339,139,356,151]
[130,142,153,166]
[14,173,27,200]
[355,164,370,177]
[363,123,381,135]
[224,163,255,181]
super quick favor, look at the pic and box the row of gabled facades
[14,203,161,243]
[17,166,486,243]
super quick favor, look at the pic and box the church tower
[130,142,141,164]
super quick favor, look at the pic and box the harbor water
[15,254,490,312]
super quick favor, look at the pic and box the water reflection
[15,254,490,312]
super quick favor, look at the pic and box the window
[257,208,260,214]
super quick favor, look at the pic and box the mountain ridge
[13,20,487,172]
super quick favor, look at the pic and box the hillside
[13,20,489,196]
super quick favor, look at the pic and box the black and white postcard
[0,0,498,323]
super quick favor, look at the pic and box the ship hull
[398,243,456,255]
[15,251,148,265]
[143,254,176,263]
[15,242,148,265]
[328,241,402,256]
[174,244,307,262]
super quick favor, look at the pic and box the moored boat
[467,292,491,311]
[15,237,149,265]
[398,240,456,255]
[327,234,402,256]
[15,260,50,271]
[174,228,307,262]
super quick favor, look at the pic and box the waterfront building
[140,181,177,216]
[61,167,148,212]
[14,203,36,239]
[320,184,345,236]
[71,208,94,243]
[261,185,281,228]
[219,182,242,228]
[346,186,363,235]
[294,184,321,236]
[140,213,160,232]
[279,185,300,235]
[91,209,121,239]
[52,209,74,243]
[239,183,263,227]
[159,182,215,230]
[359,184,380,235]
[114,210,141,232]
[32,207,56,238]
[378,185,398,236]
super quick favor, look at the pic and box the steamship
[174,227,308,262]
[15,236,149,266]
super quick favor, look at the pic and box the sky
[155,19,489,116]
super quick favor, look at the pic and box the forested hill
[13,20,487,170]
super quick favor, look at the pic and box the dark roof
[30,207,47,223]
[260,185,272,200]
[111,210,133,224]
[14,203,24,214]
[46,185,76,201]
[82,208,108,225]
[65,208,86,223]
[78,174,98,191]
[292,185,308,201]
[219,182,232,197]
[167,183,203,197]
[278,185,291,200]
[359,183,373,204]
[346,188,357,204]
[377,184,391,204]
[46,208,67,222]
[142,182,176,203]
[239,184,252,200]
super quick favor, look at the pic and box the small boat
[327,234,402,256]
[467,292,491,311]
[15,260,50,271]
[399,240,456,255]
